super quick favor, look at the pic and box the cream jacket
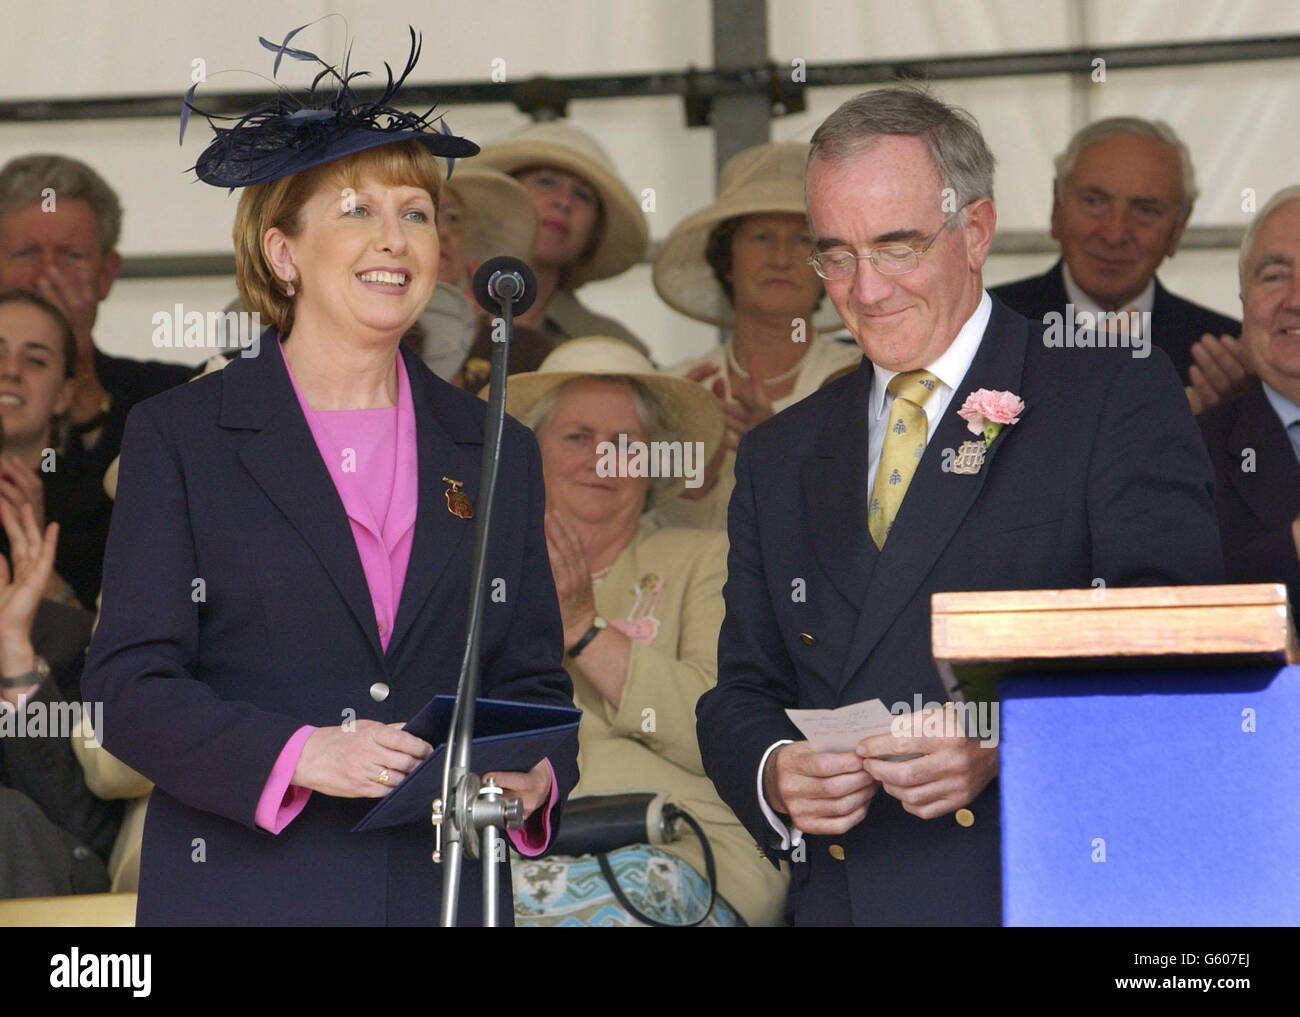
[568,519,788,925]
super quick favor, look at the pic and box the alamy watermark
[1042,305,1151,359]
[0,695,102,746]
[889,695,999,748]
[151,305,261,357]
[595,434,705,489]
[50,948,151,997]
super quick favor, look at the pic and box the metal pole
[711,0,770,175]
[437,284,515,927]
[9,36,1299,122]
[480,779,503,927]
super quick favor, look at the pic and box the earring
[285,280,296,297]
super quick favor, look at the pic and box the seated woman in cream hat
[654,141,862,530]
[476,122,652,360]
[501,337,790,926]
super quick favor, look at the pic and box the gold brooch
[952,440,986,476]
[442,477,473,519]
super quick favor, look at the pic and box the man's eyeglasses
[808,211,962,281]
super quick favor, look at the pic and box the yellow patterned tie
[869,370,940,549]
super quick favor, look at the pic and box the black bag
[547,792,719,927]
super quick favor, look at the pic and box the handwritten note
[785,699,899,753]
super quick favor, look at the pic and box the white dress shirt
[1061,261,1155,319]
[756,291,993,849]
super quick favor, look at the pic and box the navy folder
[353,695,581,832]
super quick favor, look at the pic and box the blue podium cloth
[1001,665,1299,926]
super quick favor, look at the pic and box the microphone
[438,253,534,925]
[472,256,537,316]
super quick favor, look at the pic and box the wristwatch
[0,655,50,688]
[566,616,607,658]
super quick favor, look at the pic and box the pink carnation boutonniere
[958,389,1025,448]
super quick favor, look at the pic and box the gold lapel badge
[952,440,986,476]
[442,477,474,519]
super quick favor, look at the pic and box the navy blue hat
[181,22,478,188]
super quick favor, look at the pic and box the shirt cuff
[254,725,316,834]
[505,757,558,857]
[758,739,803,851]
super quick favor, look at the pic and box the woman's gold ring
[377,768,390,785]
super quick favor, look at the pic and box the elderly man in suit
[1198,186,1300,610]
[0,155,193,478]
[991,118,1245,412]
[695,86,1224,927]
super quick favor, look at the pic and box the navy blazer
[992,259,1240,385]
[1198,380,1300,609]
[83,331,579,926]
[696,297,1224,926]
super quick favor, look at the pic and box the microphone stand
[433,258,535,927]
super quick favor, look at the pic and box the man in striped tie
[696,85,1224,926]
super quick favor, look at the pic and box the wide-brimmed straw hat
[442,165,538,266]
[653,141,841,332]
[476,122,648,287]
[499,337,724,506]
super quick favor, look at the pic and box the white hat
[476,122,648,287]
[653,141,841,332]
[500,337,724,506]
[443,165,538,266]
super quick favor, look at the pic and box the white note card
[785,699,899,753]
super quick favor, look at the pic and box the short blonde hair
[233,140,444,333]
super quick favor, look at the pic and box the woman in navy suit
[83,27,578,926]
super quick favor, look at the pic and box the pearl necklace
[725,342,806,387]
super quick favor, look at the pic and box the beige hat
[653,141,841,332]
[498,337,724,506]
[442,165,538,266]
[476,122,648,287]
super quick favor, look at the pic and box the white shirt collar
[1062,260,1155,317]
[870,290,992,419]
[1262,380,1300,431]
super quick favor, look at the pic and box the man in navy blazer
[990,117,1243,406]
[1198,186,1300,610]
[993,259,1238,388]
[84,332,579,925]
[695,87,1224,927]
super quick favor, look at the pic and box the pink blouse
[252,350,555,854]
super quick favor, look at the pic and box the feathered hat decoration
[180,20,478,188]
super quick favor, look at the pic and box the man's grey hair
[808,85,996,226]
[1238,184,1300,288]
[0,154,123,252]
[1053,117,1198,220]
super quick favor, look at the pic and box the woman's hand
[484,757,553,820]
[684,361,775,452]
[721,370,775,452]
[684,361,726,399]
[0,502,58,708]
[0,456,47,532]
[545,512,598,646]
[292,720,432,798]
